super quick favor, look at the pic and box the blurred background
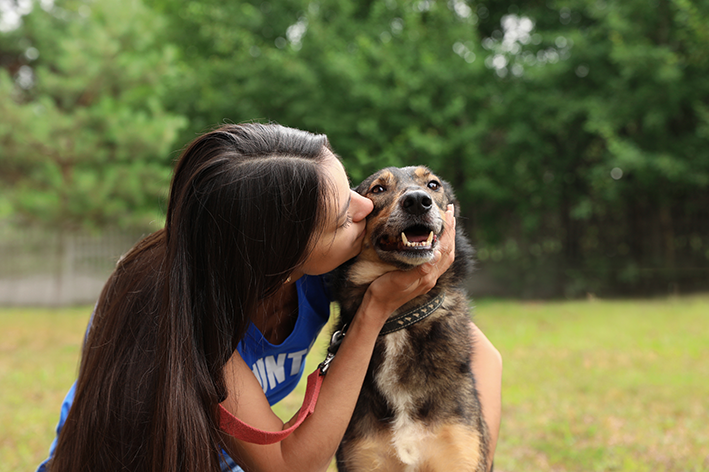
[1,2,708,470]
[1,0,708,304]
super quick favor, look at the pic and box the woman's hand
[363,204,456,321]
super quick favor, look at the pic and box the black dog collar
[379,292,446,336]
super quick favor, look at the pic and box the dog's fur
[330,166,489,472]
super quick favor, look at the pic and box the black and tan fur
[330,166,489,472]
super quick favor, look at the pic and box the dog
[329,166,490,472]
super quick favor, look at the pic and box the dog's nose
[401,190,433,216]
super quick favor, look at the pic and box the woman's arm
[219,207,457,472]
[470,322,502,471]
[219,300,404,471]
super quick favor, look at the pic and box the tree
[3,0,706,296]
[151,0,709,295]
[466,0,709,295]
[0,0,186,233]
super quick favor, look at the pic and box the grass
[2,296,708,472]
[0,307,90,472]
[477,295,709,472]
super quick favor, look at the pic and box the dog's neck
[347,259,399,286]
[338,257,441,329]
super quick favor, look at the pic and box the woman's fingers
[418,204,456,278]
[439,203,456,260]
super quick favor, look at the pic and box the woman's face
[297,150,373,277]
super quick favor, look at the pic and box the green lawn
[2,296,708,472]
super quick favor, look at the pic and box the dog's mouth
[377,224,439,253]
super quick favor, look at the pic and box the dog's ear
[354,171,380,195]
[354,167,396,196]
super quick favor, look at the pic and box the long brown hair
[50,123,334,471]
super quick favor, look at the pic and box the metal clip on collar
[318,327,346,375]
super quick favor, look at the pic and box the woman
[40,123,501,471]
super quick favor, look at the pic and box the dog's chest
[374,330,412,404]
[372,330,433,466]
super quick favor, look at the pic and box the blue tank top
[238,274,332,404]
[37,274,332,471]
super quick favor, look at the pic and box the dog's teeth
[400,231,435,248]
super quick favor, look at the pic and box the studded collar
[379,292,446,336]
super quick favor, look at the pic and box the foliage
[462,0,709,295]
[145,0,709,296]
[0,0,186,232]
[2,0,708,295]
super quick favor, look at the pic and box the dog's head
[354,166,458,270]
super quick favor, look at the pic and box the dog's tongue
[405,232,430,243]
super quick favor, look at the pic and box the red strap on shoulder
[218,370,324,445]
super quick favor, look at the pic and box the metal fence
[2,213,706,305]
[0,228,145,306]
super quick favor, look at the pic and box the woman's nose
[351,191,373,222]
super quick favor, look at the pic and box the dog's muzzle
[373,190,444,267]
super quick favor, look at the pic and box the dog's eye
[370,185,386,194]
[427,180,441,190]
